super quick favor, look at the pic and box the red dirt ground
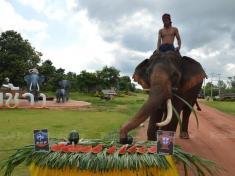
[2,99,91,109]
[136,102,235,176]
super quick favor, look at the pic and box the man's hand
[175,46,180,51]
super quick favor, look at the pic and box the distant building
[101,89,117,100]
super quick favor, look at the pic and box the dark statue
[56,80,71,103]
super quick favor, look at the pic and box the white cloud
[225,64,235,75]
[0,0,49,54]
[0,0,47,32]
[18,0,68,21]
[18,0,46,13]
[65,0,79,11]
[42,10,119,73]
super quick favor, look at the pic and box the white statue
[2,77,20,90]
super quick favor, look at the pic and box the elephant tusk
[156,99,173,127]
[29,82,32,91]
[143,89,150,91]
[36,83,40,91]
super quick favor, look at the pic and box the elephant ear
[24,75,30,85]
[180,56,207,91]
[39,75,45,84]
[67,80,71,88]
[58,80,62,87]
[134,59,151,85]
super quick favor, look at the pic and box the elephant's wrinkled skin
[56,88,66,103]
[57,80,71,102]
[24,73,45,101]
[120,51,206,142]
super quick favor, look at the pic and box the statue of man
[2,77,19,90]
[29,68,39,74]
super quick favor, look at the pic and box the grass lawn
[0,92,147,176]
[203,100,235,116]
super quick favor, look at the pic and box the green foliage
[203,78,235,97]
[118,76,136,92]
[227,76,235,89]
[76,70,98,92]
[203,101,235,116]
[96,66,120,89]
[0,30,41,87]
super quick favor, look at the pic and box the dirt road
[136,103,235,176]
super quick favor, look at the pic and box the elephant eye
[171,71,181,87]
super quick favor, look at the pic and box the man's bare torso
[159,27,178,45]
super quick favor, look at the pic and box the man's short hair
[162,13,171,21]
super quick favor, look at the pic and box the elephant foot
[197,107,202,111]
[119,128,133,144]
[147,136,157,141]
[120,135,133,144]
[180,132,190,139]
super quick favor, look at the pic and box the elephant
[24,72,45,102]
[120,51,206,143]
[56,88,66,103]
[57,80,71,102]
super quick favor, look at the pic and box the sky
[0,0,235,83]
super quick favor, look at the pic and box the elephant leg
[147,109,163,141]
[195,101,201,111]
[35,91,39,102]
[181,82,203,139]
[56,97,59,103]
[180,105,193,139]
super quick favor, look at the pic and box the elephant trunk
[120,81,171,138]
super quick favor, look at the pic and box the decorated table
[0,139,219,176]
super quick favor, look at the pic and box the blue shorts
[159,44,175,52]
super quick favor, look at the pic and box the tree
[0,30,41,87]
[96,66,120,89]
[217,80,227,94]
[204,82,218,97]
[54,68,66,86]
[65,72,78,91]
[77,70,98,92]
[118,76,135,92]
[227,76,235,93]
[228,76,235,88]
[38,60,56,91]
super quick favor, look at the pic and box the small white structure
[2,77,19,90]
[101,89,117,100]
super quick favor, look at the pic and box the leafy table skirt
[28,156,179,176]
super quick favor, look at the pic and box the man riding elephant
[157,13,181,53]
[120,51,206,143]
